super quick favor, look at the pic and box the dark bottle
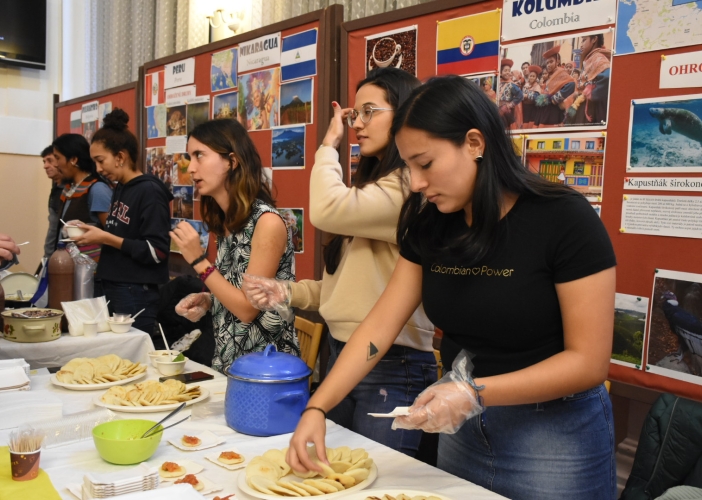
[48,242,75,311]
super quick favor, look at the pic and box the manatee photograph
[627,94,702,172]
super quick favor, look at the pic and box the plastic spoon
[93,300,111,322]
[158,323,172,361]
[130,308,146,321]
[140,402,187,438]
[141,414,191,439]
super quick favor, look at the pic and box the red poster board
[54,82,139,139]
[142,7,342,280]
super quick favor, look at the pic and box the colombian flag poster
[436,10,500,77]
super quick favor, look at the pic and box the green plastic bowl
[92,419,163,465]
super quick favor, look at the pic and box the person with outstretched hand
[284,76,617,500]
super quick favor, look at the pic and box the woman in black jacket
[72,109,172,339]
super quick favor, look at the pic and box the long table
[2,359,508,500]
[0,329,156,369]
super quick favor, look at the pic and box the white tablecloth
[0,329,156,369]
[0,360,508,500]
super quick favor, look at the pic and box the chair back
[295,317,324,371]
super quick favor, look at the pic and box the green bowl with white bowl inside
[92,419,162,464]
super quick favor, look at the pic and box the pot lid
[0,273,39,301]
[227,344,311,381]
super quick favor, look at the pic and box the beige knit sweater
[289,146,434,352]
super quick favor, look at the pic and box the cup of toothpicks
[8,426,45,481]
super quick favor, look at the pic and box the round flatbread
[275,480,311,497]
[158,462,185,479]
[217,451,244,465]
[181,435,202,448]
[246,457,282,485]
[262,448,290,476]
[303,479,338,494]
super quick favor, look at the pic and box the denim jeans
[326,336,438,457]
[438,384,616,499]
[101,280,160,342]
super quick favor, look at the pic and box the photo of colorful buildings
[524,133,605,201]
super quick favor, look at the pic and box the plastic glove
[241,274,293,323]
[392,350,484,434]
[175,292,212,322]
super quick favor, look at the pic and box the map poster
[615,0,702,56]
[626,94,702,172]
[647,269,702,385]
[612,293,649,369]
[211,47,238,92]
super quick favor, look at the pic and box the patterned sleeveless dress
[211,199,299,373]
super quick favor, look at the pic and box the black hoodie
[97,175,173,284]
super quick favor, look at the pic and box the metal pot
[225,344,311,436]
[1,308,64,343]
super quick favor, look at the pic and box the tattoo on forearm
[367,342,378,361]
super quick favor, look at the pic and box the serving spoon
[141,402,188,438]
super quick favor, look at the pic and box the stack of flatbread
[56,355,146,385]
[245,445,373,496]
[100,379,201,407]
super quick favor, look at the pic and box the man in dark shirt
[41,145,64,261]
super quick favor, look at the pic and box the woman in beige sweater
[244,68,435,457]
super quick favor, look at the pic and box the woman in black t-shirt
[287,76,617,499]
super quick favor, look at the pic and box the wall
[0,153,53,272]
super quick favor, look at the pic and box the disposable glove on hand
[392,350,485,434]
[175,292,212,322]
[241,274,293,324]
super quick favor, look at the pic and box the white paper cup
[83,320,98,338]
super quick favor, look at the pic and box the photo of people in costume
[466,73,498,104]
[500,30,612,132]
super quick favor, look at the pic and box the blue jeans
[438,384,616,499]
[326,336,438,457]
[101,280,160,342]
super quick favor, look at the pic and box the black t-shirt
[400,193,616,378]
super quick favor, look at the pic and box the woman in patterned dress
[170,119,299,373]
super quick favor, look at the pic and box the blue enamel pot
[224,344,311,436]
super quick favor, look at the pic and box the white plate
[204,449,247,470]
[50,370,147,391]
[67,484,205,500]
[237,462,378,500]
[59,238,75,242]
[93,387,209,412]
[162,474,222,495]
[168,430,225,451]
[151,459,204,481]
[336,489,452,500]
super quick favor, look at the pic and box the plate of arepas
[238,445,377,499]
[50,355,147,390]
[94,379,209,412]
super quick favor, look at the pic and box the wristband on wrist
[466,376,485,409]
[189,253,207,267]
[199,265,216,282]
[301,406,327,418]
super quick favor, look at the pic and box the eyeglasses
[346,104,393,127]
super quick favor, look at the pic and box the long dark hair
[91,108,139,168]
[188,119,274,237]
[394,75,579,264]
[323,67,421,274]
[52,134,97,175]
